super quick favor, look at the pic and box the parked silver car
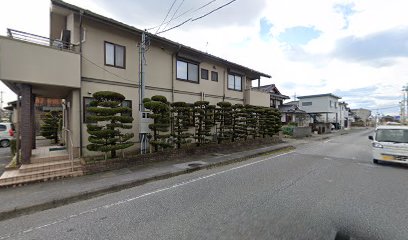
[0,122,15,148]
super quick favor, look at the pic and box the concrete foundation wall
[293,126,312,138]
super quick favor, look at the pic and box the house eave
[51,0,271,79]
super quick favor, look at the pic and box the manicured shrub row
[86,92,282,157]
[144,95,282,152]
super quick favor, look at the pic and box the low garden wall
[82,135,282,174]
[292,126,312,138]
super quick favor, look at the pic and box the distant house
[6,97,62,136]
[298,93,342,129]
[278,101,310,126]
[251,84,290,109]
[351,108,372,126]
[338,102,351,129]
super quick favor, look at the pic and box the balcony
[245,89,270,107]
[0,29,81,95]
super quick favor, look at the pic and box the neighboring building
[278,101,310,126]
[252,84,290,109]
[0,0,272,164]
[6,97,63,135]
[338,102,351,129]
[297,93,342,128]
[0,108,11,122]
[351,108,372,126]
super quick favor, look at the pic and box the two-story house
[251,84,290,109]
[338,102,351,129]
[351,108,372,126]
[0,0,272,166]
[297,93,342,128]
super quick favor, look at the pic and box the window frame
[227,73,243,91]
[176,58,200,84]
[83,97,132,123]
[302,102,312,106]
[83,97,96,124]
[211,71,218,82]
[104,41,126,69]
[201,68,209,80]
[121,100,132,117]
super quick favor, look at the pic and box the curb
[0,145,294,222]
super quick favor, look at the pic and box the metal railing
[7,28,78,52]
[63,128,75,172]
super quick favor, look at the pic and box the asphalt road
[0,147,11,175]
[1,128,408,240]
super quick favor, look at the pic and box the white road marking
[0,151,294,239]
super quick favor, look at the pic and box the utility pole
[139,31,150,154]
[402,85,408,124]
[0,91,3,109]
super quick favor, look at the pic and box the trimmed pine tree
[215,101,233,144]
[86,91,134,159]
[144,95,172,151]
[193,101,215,146]
[40,110,62,144]
[171,101,191,149]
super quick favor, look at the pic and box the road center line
[0,151,293,239]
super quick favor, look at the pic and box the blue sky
[0,0,407,116]
[277,26,321,45]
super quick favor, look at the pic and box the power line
[82,55,137,84]
[368,105,400,111]
[192,0,237,22]
[155,0,178,34]
[156,0,236,35]
[156,18,192,34]
[147,0,218,31]
[161,0,186,32]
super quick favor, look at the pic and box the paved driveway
[0,147,11,175]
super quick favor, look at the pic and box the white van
[368,125,408,164]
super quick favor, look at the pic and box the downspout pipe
[78,10,84,157]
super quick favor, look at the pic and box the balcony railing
[7,28,78,52]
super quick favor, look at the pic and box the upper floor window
[330,100,333,107]
[105,41,125,68]
[201,68,209,80]
[228,73,242,91]
[302,102,312,106]
[211,71,218,82]
[177,59,199,83]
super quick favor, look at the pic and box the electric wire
[191,0,236,22]
[82,55,137,84]
[156,0,236,35]
[156,18,192,34]
[155,0,178,34]
[161,0,186,32]
[146,0,217,31]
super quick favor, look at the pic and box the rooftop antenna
[205,41,208,53]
